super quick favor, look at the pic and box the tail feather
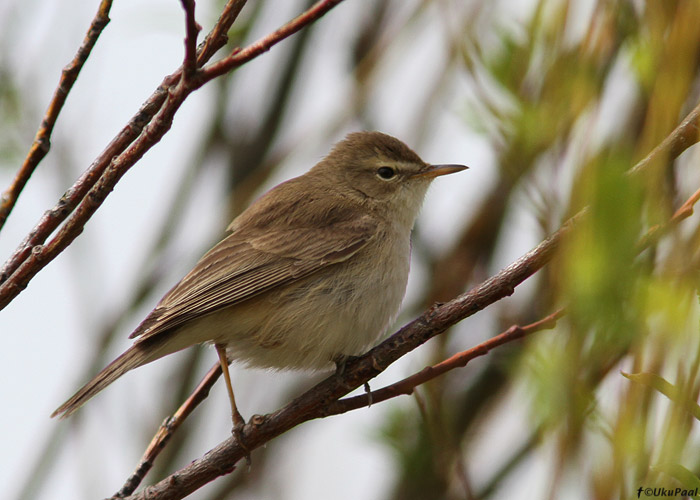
[51,342,160,419]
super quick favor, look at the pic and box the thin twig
[115,362,223,498]
[638,185,700,250]
[0,82,172,289]
[195,0,346,85]
[180,0,200,79]
[197,0,249,65]
[628,100,700,176]
[0,0,347,311]
[0,0,113,231]
[324,308,566,416]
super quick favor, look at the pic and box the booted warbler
[52,131,467,423]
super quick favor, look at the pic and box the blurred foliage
[382,1,700,500]
[3,0,700,499]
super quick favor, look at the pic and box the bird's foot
[333,354,361,376]
[230,414,251,466]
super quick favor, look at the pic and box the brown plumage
[52,131,466,419]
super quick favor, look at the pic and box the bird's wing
[129,215,378,342]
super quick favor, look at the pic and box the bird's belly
[189,240,410,371]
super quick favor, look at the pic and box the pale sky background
[0,1,607,499]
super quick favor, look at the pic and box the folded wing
[129,215,378,342]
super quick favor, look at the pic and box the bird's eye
[377,166,396,180]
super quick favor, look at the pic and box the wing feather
[130,216,377,342]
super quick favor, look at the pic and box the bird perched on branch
[52,131,467,430]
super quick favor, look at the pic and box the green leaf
[622,372,700,420]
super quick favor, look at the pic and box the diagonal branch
[0,82,172,293]
[179,0,200,79]
[0,0,348,312]
[196,0,249,65]
[117,213,578,500]
[0,0,250,290]
[324,308,566,416]
[0,0,113,231]
[194,0,346,85]
[628,100,700,176]
[115,363,223,498]
[638,185,700,250]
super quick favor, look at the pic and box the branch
[324,169,700,417]
[117,214,579,500]
[628,100,700,176]
[324,308,566,416]
[0,0,113,230]
[0,83,171,294]
[179,0,200,79]
[197,0,249,65]
[122,307,565,496]
[195,0,346,85]
[115,363,223,498]
[637,185,700,250]
[0,0,347,312]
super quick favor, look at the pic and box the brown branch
[197,0,248,63]
[0,0,347,312]
[195,0,346,85]
[124,303,563,498]
[671,186,700,221]
[0,84,187,310]
[0,83,172,291]
[0,1,249,289]
[116,214,578,500]
[638,185,700,250]
[115,362,223,498]
[196,0,249,65]
[0,0,113,231]
[629,100,700,176]
[326,169,700,415]
[324,308,566,416]
[179,0,201,79]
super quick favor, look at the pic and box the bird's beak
[412,164,469,179]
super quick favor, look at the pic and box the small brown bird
[52,131,466,426]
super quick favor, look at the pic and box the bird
[51,131,467,428]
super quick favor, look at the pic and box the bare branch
[115,363,223,498]
[195,0,347,85]
[324,308,566,416]
[0,0,347,312]
[179,0,200,79]
[122,309,565,497]
[637,184,700,250]
[0,0,113,230]
[629,100,700,176]
[197,0,249,65]
[0,83,171,295]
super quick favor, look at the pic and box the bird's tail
[51,340,164,419]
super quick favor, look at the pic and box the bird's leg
[215,344,251,463]
[215,344,245,428]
